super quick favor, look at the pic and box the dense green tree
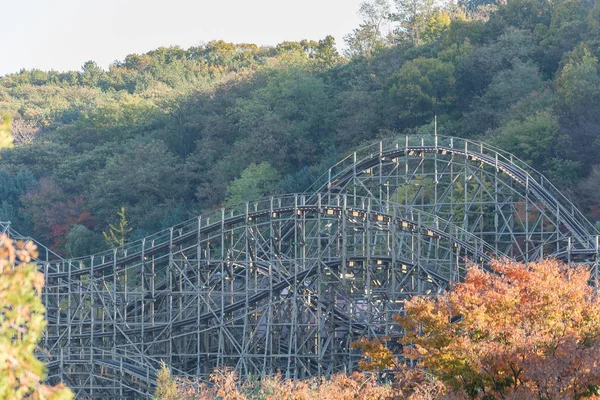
[333,88,384,146]
[538,0,592,75]
[492,109,563,170]
[487,0,552,34]
[80,60,104,87]
[577,164,600,221]
[556,44,600,107]
[389,56,456,125]
[465,60,545,133]
[480,61,544,110]
[225,162,280,206]
[454,29,538,104]
[281,166,317,193]
[420,9,452,44]
[588,0,600,41]
[0,169,36,230]
[0,142,72,177]
[554,44,600,171]
[228,67,332,170]
[90,139,188,233]
[65,224,104,258]
[313,36,343,68]
[0,169,36,208]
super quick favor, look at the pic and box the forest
[1,0,600,256]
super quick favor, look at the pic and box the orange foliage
[157,368,395,400]
[0,234,73,399]
[389,368,447,400]
[397,259,600,399]
[351,336,396,371]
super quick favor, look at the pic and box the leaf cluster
[398,259,600,399]
[0,234,73,399]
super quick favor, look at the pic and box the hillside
[1,0,600,256]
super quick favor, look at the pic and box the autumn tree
[20,180,93,252]
[0,236,73,399]
[154,362,178,400]
[154,366,393,400]
[351,336,396,371]
[397,259,600,399]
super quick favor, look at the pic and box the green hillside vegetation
[2,0,600,256]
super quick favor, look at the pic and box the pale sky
[0,0,364,76]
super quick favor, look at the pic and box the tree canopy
[1,0,600,255]
[353,259,600,399]
[398,259,600,399]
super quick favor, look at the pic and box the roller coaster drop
[8,135,600,398]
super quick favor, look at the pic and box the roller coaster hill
[7,134,600,398]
